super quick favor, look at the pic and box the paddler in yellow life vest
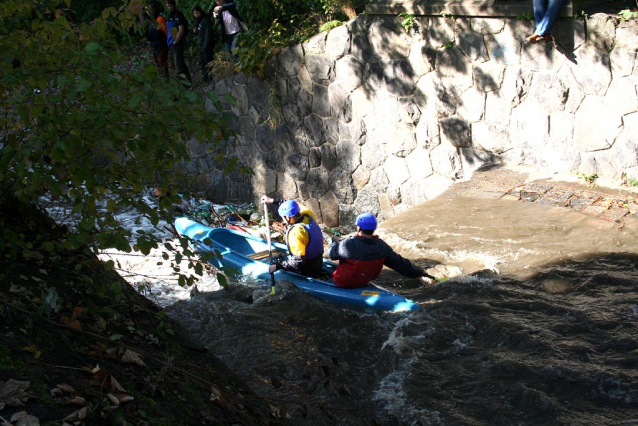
[261,195,324,278]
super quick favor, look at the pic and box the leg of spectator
[535,0,566,37]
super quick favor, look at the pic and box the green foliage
[0,0,233,287]
[618,9,638,21]
[573,10,588,20]
[320,20,345,33]
[440,11,455,20]
[627,178,638,187]
[517,11,534,21]
[398,12,415,32]
[573,170,598,186]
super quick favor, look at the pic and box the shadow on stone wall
[191,11,638,228]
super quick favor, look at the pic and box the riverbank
[446,164,638,226]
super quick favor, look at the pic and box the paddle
[263,202,276,295]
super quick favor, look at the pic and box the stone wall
[189,13,638,228]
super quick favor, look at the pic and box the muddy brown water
[167,195,638,426]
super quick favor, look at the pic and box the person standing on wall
[260,195,324,278]
[192,5,217,83]
[143,3,169,79]
[165,0,191,83]
[526,0,566,43]
[328,213,435,288]
[213,0,246,59]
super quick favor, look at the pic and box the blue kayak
[174,217,420,312]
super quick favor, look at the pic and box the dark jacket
[328,235,423,288]
[195,14,216,52]
[215,2,245,36]
[166,9,188,46]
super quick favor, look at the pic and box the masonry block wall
[186,13,638,228]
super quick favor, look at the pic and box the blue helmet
[355,213,377,230]
[278,200,300,218]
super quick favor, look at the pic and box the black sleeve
[382,244,423,278]
[281,254,304,271]
[328,241,341,260]
[201,17,216,49]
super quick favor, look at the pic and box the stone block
[351,87,374,119]
[278,172,298,200]
[285,154,309,180]
[320,143,338,171]
[298,66,313,93]
[312,83,331,118]
[459,147,498,177]
[335,55,365,93]
[338,204,359,231]
[437,47,474,92]
[351,34,373,64]
[383,155,410,186]
[369,167,390,194]
[423,173,454,201]
[408,41,436,77]
[431,144,463,180]
[425,17,455,49]
[526,72,568,114]
[486,31,521,66]
[473,62,505,93]
[329,168,356,204]
[616,22,638,49]
[303,32,327,55]
[325,24,351,60]
[440,116,471,147]
[573,96,622,152]
[610,48,638,79]
[336,140,361,173]
[398,97,421,125]
[587,14,617,52]
[405,148,434,181]
[369,20,410,59]
[383,59,417,96]
[458,31,489,62]
[304,198,323,223]
[278,45,303,76]
[255,124,275,153]
[457,87,485,123]
[400,178,427,206]
[378,194,396,220]
[521,41,567,72]
[328,82,352,122]
[309,147,321,168]
[305,55,335,83]
[562,44,612,96]
[509,103,549,149]
[352,165,371,189]
[603,76,638,117]
[354,188,381,216]
[306,167,330,199]
[230,85,249,117]
[472,18,505,35]
[319,191,340,227]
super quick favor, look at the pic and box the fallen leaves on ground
[0,380,31,407]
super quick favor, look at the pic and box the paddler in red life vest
[328,213,435,288]
[261,196,324,278]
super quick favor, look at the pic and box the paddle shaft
[263,202,276,294]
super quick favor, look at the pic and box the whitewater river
[154,195,638,426]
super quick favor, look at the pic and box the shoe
[538,34,553,42]
[526,34,542,44]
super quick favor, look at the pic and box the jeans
[169,41,191,83]
[199,46,215,83]
[222,32,239,59]
[533,0,567,36]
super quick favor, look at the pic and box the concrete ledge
[365,0,573,17]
